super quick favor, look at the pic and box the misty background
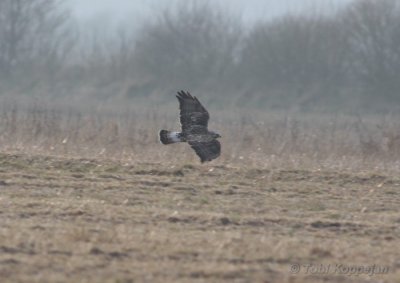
[0,0,399,113]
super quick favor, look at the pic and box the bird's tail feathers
[159,130,182,145]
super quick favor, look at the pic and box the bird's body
[159,91,221,163]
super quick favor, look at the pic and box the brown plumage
[159,91,221,163]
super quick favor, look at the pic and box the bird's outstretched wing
[176,90,209,132]
[189,140,221,163]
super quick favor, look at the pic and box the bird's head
[210,131,221,139]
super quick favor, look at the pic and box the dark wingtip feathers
[176,91,202,107]
[176,90,194,100]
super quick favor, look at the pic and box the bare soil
[0,153,399,283]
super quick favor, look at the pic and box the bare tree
[77,20,137,85]
[240,13,349,109]
[344,0,400,104]
[0,0,73,84]
[131,1,241,95]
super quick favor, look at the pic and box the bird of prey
[159,91,221,163]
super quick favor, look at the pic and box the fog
[0,0,399,113]
[68,0,353,23]
[2,4,400,283]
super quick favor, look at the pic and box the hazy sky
[69,0,354,23]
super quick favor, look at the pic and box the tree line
[0,0,399,112]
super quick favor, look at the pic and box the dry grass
[0,100,399,282]
[0,154,399,282]
[0,99,400,172]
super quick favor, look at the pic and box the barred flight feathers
[159,91,221,163]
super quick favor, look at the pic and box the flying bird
[159,91,221,163]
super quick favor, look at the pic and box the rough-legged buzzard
[159,91,221,163]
